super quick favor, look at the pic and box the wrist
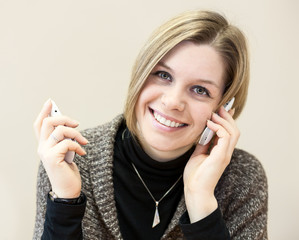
[51,187,81,199]
[184,190,218,223]
[49,191,84,205]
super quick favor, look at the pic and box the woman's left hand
[183,107,239,223]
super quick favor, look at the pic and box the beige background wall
[1,0,298,239]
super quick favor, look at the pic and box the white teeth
[153,111,184,128]
[160,117,166,125]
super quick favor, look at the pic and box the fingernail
[231,108,236,115]
[44,98,51,105]
[212,112,219,118]
[74,120,80,125]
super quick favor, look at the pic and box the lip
[149,107,188,127]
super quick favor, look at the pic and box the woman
[33,10,268,239]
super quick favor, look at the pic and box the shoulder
[81,114,124,144]
[216,148,268,208]
[75,113,124,159]
[74,114,124,167]
[78,115,123,154]
[227,148,267,186]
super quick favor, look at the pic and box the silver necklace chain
[131,162,182,228]
[122,129,183,228]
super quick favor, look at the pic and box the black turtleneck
[113,121,195,240]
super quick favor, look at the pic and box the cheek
[135,86,155,119]
[136,84,160,110]
[135,91,149,117]
[190,104,213,130]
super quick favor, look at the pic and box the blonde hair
[124,10,250,137]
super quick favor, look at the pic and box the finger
[191,141,210,158]
[228,108,235,117]
[33,99,52,140]
[211,112,240,145]
[207,120,230,141]
[206,120,230,156]
[207,120,235,161]
[52,140,87,159]
[211,113,236,136]
[47,125,88,148]
[39,116,80,143]
[218,106,235,122]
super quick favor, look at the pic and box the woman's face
[135,41,226,161]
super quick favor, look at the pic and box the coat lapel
[89,115,124,240]
[162,195,186,239]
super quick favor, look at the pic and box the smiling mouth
[150,108,187,128]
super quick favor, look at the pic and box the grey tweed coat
[33,115,268,240]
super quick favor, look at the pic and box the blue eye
[192,86,210,97]
[156,71,172,81]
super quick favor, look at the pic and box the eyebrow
[157,61,172,71]
[156,61,222,89]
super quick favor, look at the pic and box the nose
[161,87,185,111]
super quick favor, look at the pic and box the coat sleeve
[216,149,268,240]
[33,162,52,240]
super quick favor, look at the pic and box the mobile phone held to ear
[198,97,235,145]
[49,100,75,163]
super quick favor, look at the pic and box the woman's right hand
[33,99,88,198]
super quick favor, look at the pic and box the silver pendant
[152,202,160,228]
